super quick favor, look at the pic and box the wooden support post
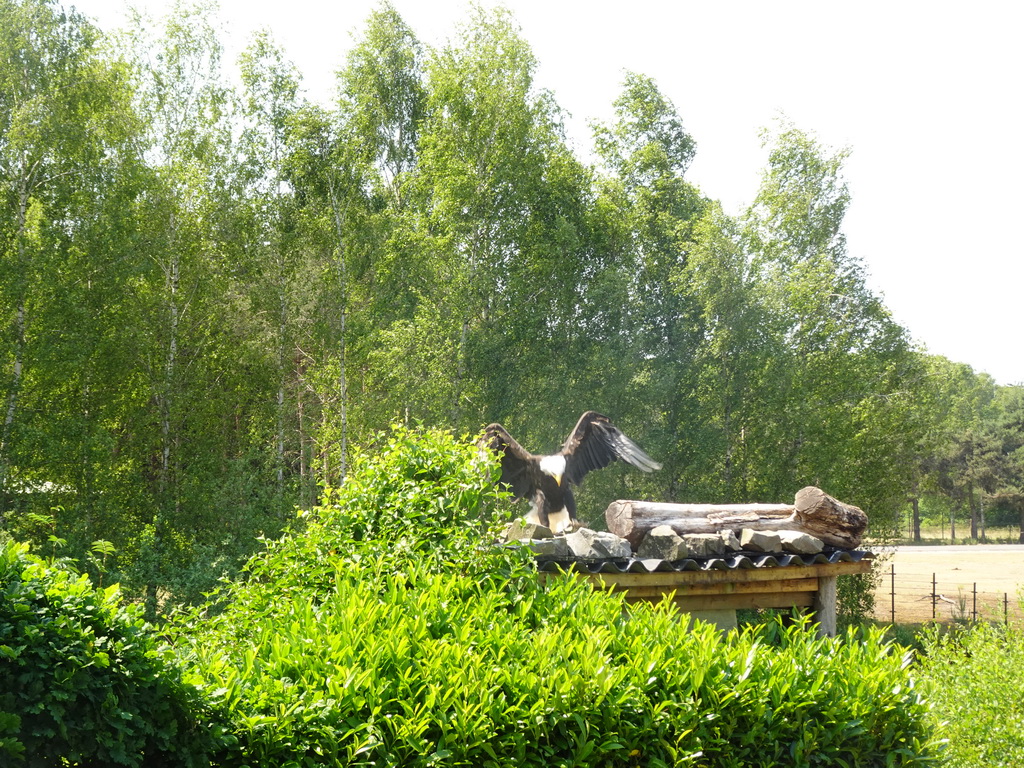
[814,574,838,638]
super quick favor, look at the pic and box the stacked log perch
[605,486,867,550]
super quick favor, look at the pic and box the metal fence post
[932,573,937,621]
[890,563,895,624]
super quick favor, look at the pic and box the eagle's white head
[538,454,567,485]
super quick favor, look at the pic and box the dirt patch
[870,546,1024,624]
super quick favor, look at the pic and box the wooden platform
[563,558,873,636]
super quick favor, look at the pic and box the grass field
[870,545,1024,624]
[893,524,1021,545]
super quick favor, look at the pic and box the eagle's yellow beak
[555,473,562,487]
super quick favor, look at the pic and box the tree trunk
[162,248,178,496]
[911,496,921,543]
[722,393,733,492]
[296,351,311,508]
[0,185,31,512]
[0,302,24,499]
[327,177,348,483]
[275,276,287,507]
[979,495,986,543]
[605,486,868,549]
[148,216,180,623]
[969,483,978,540]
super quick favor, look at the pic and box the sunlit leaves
[919,622,1024,767]
[173,428,943,767]
[593,71,697,187]
[339,1,425,200]
[733,124,920,526]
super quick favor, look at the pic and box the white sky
[74,0,1024,386]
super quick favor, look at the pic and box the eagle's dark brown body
[479,411,661,533]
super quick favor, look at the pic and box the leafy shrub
[229,425,509,598]
[187,577,943,767]
[173,425,943,767]
[918,620,1024,767]
[0,541,230,766]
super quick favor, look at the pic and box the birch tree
[0,0,137,526]
[238,30,302,508]
[590,72,706,505]
[284,104,371,486]
[742,123,919,521]
[407,7,593,431]
[122,0,234,616]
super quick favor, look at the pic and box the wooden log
[792,486,867,548]
[606,502,794,521]
[605,486,867,549]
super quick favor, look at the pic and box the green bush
[172,426,943,767]
[0,541,230,767]
[918,620,1024,767]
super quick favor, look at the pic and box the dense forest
[1,0,1022,615]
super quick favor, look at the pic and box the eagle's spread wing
[561,411,662,486]
[479,423,535,500]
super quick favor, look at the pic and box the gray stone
[779,530,824,555]
[565,528,632,560]
[739,529,782,553]
[504,519,553,542]
[637,525,688,560]
[681,533,726,557]
[529,537,570,558]
[720,529,741,551]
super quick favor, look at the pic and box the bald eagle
[480,411,662,534]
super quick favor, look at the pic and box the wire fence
[876,563,1024,625]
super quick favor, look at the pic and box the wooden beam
[560,559,871,590]
[624,591,817,612]
[600,577,820,599]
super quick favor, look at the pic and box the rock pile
[504,519,825,561]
